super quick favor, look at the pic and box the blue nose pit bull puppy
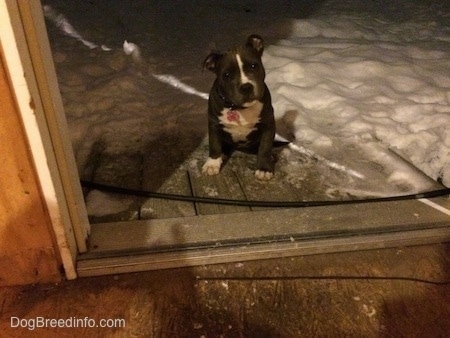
[202,34,275,180]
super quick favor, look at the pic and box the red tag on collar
[227,110,240,122]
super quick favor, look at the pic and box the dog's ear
[246,34,264,56]
[203,52,223,72]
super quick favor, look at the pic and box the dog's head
[204,35,266,108]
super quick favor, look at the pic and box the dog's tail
[273,133,292,147]
[273,140,291,148]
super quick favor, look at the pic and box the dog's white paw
[202,157,223,176]
[255,170,273,180]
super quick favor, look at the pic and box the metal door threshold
[77,196,449,277]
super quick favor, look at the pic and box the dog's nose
[239,83,253,95]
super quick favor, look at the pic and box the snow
[85,190,134,218]
[263,8,450,186]
[43,0,449,216]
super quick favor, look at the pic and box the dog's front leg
[255,126,275,180]
[202,122,224,176]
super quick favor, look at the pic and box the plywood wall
[0,50,61,286]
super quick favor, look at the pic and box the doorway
[16,0,450,277]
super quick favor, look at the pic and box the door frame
[1,0,448,280]
[0,0,90,279]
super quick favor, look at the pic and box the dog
[202,34,275,180]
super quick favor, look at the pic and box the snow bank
[264,0,450,185]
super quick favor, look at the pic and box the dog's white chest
[219,101,262,142]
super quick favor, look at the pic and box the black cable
[80,180,450,208]
[196,275,450,285]
[81,180,449,285]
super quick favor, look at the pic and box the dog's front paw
[202,157,223,176]
[255,170,273,180]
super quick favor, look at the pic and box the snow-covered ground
[44,0,449,205]
[264,0,450,188]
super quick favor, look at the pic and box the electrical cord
[196,275,450,285]
[81,180,449,285]
[80,180,450,208]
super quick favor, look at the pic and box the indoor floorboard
[1,243,449,337]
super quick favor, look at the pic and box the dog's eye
[222,71,230,79]
[250,63,258,70]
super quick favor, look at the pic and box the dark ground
[1,243,449,337]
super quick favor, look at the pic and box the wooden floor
[84,135,444,224]
[84,137,314,223]
[1,243,449,337]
